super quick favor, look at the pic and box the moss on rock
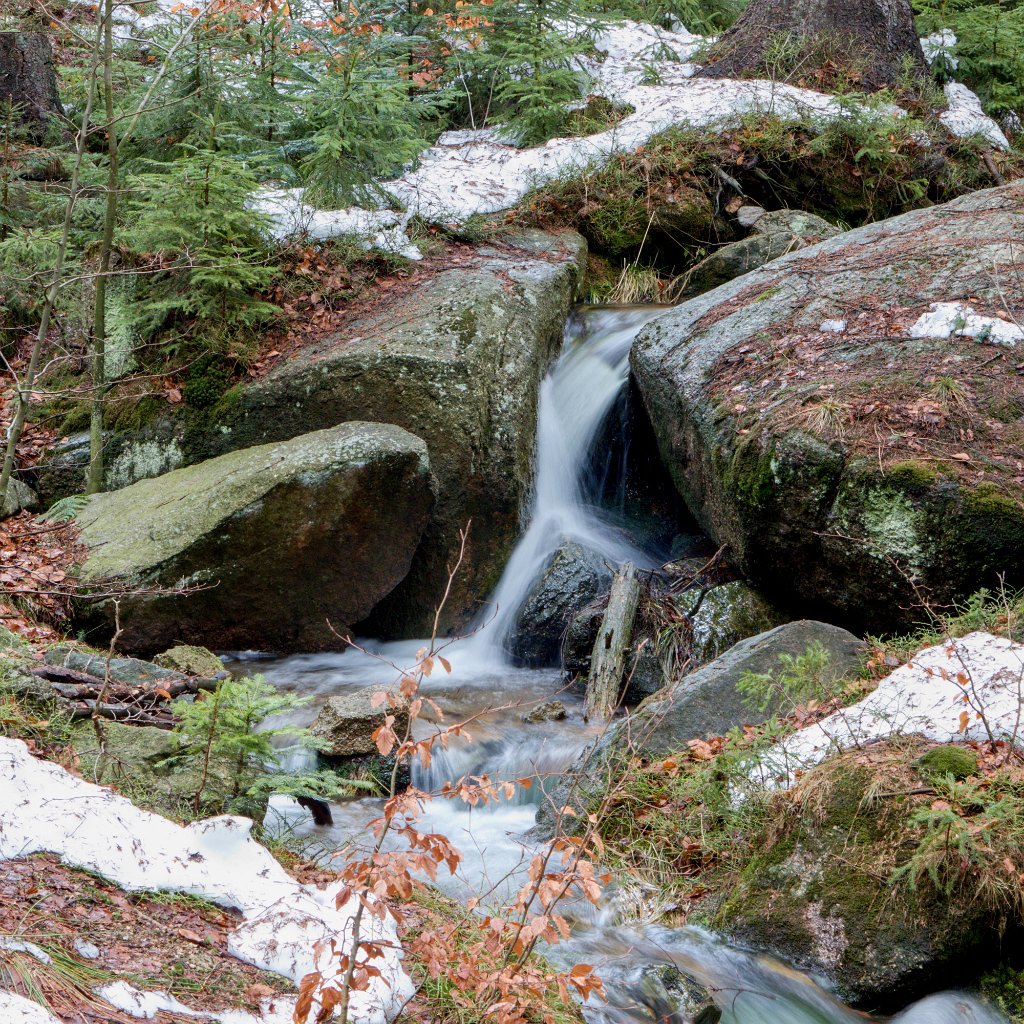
[714,743,1004,1009]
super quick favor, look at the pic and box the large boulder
[535,620,865,837]
[510,541,612,665]
[42,232,586,636]
[599,620,864,759]
[713,742,1005,1009]
[632,182,1024,632]
[75,422,433,654]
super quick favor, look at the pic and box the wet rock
[310,688,410,759]
[687,580,787,665]
[634,965,721,1024]
[523,700,566,723]
[632,182,1024,632]
[511,542,612,666]
[74,422,433,654]
[46,232,586,638]
[153,645,225,678]
[714,742,1004,1009]
[678,208,840,296]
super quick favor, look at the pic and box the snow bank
[753,632,1024,787]
[0,738,413,1023]
[909,300,1024,347]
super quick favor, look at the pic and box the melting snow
[0,737,413,1022]
[921,29,959,70]
[754,632,1024,787]
[909,301,1024,347]
[819,320,848,334]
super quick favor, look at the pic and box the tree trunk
[0,33,63,140]
[697,0,927,93]
[585,563,641,721]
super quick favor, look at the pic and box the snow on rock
[0,993,62,1024]
[0,737,414,1023]
[97,982,207,1019]
[940,82,1010,150]
[753,632,1024,787]
[254,188,423,258]
[909,300,1024,347]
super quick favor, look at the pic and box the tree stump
[696,0,928,93]
[585,562,641,721]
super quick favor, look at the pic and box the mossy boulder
[632,182,1024,632]
[74,422,434,655]
[43,231,586,637]
[714,743,1006,1009]
[535,620,865,838]
[153,645,225,678]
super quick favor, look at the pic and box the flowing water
[234,307,1006,1024]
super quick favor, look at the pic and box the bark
[585,563,640,721]
[0,32,63,140]
[697,0,928,93]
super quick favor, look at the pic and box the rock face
[714,742,1001,1009]
[510,542,612,665]
[680,208,840,296]
[75,422,433,654]
[47,232,585,636]
[632,182,1024,632]
[310,689,410,758]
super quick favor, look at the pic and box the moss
[917,745,979,782]
[981,964,1024,1022]
[884,460,941,490]
[184,354,232,410]
[963,482,1024,520]
[58,402,92,435]
[106,393,166,432]
[451,307,478,349]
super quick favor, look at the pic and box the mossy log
[585,562,640,720]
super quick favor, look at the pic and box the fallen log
[34,665,220,700]
[585,562,641,721]
[68,702,177,729]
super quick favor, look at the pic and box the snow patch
[0,738,414,1023]
[940,82,1010,150]
[254,189,423,259]
[909,300,1024,347]
[819,319,847,334]
[0,993,62,1024]
[922,29,958,70]
[753,632,1024,787]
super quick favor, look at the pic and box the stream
[230,307,1005,1024]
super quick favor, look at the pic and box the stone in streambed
[310,688,410,758]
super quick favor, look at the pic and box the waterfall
[465,305,668,666]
